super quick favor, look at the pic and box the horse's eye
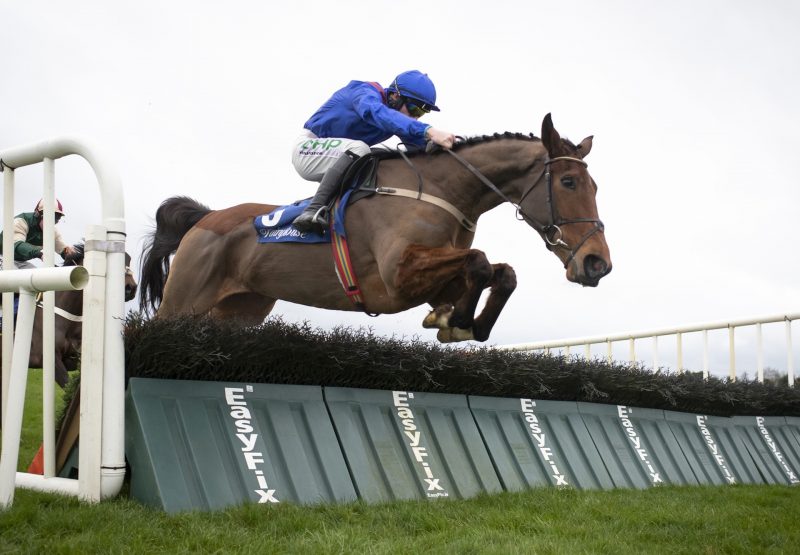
[561,176,576,190]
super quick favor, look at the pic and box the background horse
[139,114,611,342]
[26,243,138,387]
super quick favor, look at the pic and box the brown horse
[26,244,138,386]
[139,114,611,342]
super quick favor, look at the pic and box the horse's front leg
[470,263,517,342]
[429,262,517,343]
[394,245,501,342]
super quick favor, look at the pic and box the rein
[446,150,604,270]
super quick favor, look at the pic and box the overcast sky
[2,1,799,378]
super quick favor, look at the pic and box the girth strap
[329,196,378,317]
[374,186,476,232]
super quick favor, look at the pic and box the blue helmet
[387,70,440,112]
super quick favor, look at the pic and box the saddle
[253,152,384,244]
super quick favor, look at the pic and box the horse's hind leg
[211,293,276,326]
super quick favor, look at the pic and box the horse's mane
[372,132,544,161]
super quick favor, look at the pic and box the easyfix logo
[392,391,449,498]
[519,399,568,486]
[224,386,279,503]
[617,405,663,485]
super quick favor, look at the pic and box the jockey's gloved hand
[425,127,456,150]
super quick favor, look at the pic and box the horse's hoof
[437,327,474,343]
[423,308,452,329]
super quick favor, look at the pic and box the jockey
[0,198,77,270]
[291,70,457,234]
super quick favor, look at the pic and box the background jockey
[291,70,457,234]
[0,198,77,270]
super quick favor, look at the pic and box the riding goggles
[404,98,431,118]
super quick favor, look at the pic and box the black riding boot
[293,151,358,234]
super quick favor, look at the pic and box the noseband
[446,150,604,269]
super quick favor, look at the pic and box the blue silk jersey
[304,80,430,147]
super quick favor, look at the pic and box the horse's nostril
[584,255,608,279]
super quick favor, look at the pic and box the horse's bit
[446,149,605,270]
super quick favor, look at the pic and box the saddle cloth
[253,189,354,244]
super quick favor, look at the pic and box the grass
[1,372,799,553]
[0,484,798,553]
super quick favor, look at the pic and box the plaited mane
[373,132,543,160]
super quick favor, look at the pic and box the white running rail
[0,137,127,509]
[499,312,799,386]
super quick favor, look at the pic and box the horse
[26,243,138,387]
[139,114,611,343]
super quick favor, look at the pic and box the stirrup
[310,206,329,226]
[293,206,328,233]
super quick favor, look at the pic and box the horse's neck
[419,140,546,219]
[55,289,83,315]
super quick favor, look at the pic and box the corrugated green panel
[577,403,697,488]
[468,396,614,491]
[126,378,357,513]
[731,416,800,485]
[786,417,800,447]
[323,387,502,503]
[663,411,762,485]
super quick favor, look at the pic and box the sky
[2,1,799,379]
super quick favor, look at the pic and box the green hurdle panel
[126,378,357,513]
[468,396,614,490]
[577,403,698,488]
[323,387,502,503]
[731,416,800,485]
[787,417,800,449]
[663,411,763,485]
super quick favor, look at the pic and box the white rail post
[728,326,736,381]
[42,159,56,477]
[629,338,636,362]
[787,319,794,387]
[676,332,683,374]
[1,167,14,429]
[584,343,590,360]
[756,322,764,383]
[606,340,612,363]
[78,225,106,502]
[702,330,709,380]
[652,336,658,370]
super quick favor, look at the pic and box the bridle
[446,150,605,270]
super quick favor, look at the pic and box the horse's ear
[576,135,593,159]
[541,113,563,157]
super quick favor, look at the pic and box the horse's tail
[139,196,212,314]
